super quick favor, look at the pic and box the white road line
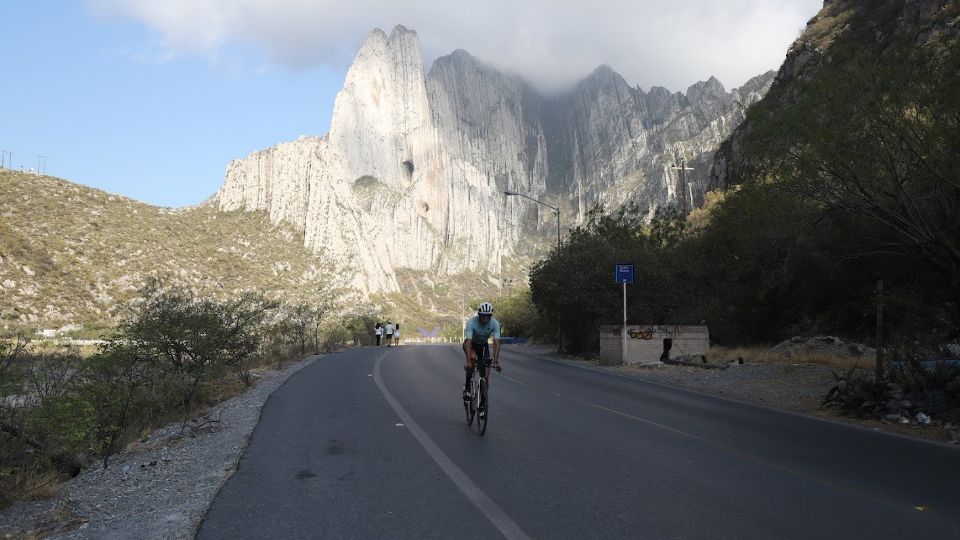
[572,397,708,442]
[568,396,925,514]
[373,351,530,540]
[499,374,528,386]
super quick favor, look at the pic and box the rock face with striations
[215,25,774,293]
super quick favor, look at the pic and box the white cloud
[89,0,823,92]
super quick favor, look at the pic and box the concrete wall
[599,325,709,365]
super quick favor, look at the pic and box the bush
[341,304,382,346]
[77,343,178,467]
[120,286,274,410]
[0,282,359,507]
[320,322,352,352]
[496,289,550,339]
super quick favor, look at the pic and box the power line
[36,154,49,175]
[0,151,11,169]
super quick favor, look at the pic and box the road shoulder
[0,355,319,539]
[503,344,959,446]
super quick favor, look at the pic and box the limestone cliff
[216,25,773,293]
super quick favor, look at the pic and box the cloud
[89,0,823,92]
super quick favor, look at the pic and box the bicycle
[464,342,498,435]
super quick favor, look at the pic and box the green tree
[77,342,160,467]
[746,38,960,335]
[496,288,549,339]
[530,205,690,352]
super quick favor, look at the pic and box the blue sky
[2,1,822,208]
[1,2,342,207]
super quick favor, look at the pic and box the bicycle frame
[464,342,492,435]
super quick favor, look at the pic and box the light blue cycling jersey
[464,315,501,342]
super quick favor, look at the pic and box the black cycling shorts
[470,342,493,367]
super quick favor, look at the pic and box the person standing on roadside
[375,322,383,346]
[385,321,394,347]
[393,324,401,346]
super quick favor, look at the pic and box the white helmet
[477,302,494,315]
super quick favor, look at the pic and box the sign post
[615,264,635,365]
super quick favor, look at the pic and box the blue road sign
[615,264,634,284]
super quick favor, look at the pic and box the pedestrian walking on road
[393,324,401,346]
[374,322,383,346]
[385,321,394,347]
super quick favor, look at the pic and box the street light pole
[504,190,563,351]
[669,158,694,214]
[504,190,560,252]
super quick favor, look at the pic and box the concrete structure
[599,325,709,366]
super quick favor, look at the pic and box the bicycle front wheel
[465,378,477,426]
[476,378,488,436]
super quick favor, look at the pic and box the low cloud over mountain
[89,0,820,91]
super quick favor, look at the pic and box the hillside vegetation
[529,0,960,351]
[0,170,343,335]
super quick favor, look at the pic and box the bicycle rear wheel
[476,378,488,436]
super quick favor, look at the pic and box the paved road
[198,345,960,539]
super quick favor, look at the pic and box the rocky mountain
[215,25,775,293]
[712,0,960,188]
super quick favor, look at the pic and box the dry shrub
[708,346,871,369]
[0,456,66,509]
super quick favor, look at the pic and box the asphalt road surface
[198,344,960,539]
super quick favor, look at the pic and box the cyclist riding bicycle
[462,302,501,414]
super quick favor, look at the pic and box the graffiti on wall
[627,328,654,340]
[626,326,680,340]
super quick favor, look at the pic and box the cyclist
[462,302,501,416]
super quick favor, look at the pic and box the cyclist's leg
[462,339,475,396]
[484,343,494,379]
[462,339,475,369]
[478,344,491,409]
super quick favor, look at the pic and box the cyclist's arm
[462,319,472,364]
[492,339,501,363]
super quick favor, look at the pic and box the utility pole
[504,190,563,351]
[1,151,12,169]
[622,279,627,365]
[669,158,694,214]
[876,280,884,383]
[37,155,48,176]
[498,261,503,298]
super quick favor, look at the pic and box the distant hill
[0,170,342,335]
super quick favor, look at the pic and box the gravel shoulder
[0,355,318,540]
[508,344,958,445]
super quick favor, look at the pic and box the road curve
[197,344,959,539]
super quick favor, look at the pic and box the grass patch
[352,175,380,188]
